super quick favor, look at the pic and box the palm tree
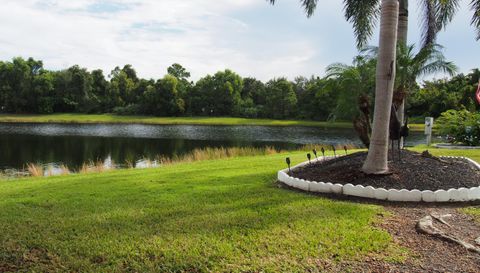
[267,0,479,174]
[323,42,456,150]
[362,43,457,106]
[361,0,399,174]
[268,0,480,48]
[395,43,457,101]
[325,57,377,147]
[268,0,400,174]
[344,0,465,140]
[343,0,466,49]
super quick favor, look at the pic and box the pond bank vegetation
[3,145,359,179]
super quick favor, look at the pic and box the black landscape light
[321,147,325,160]
[312,148,318,161]
[344,146,348,156]
[307,153,311,165]
[332,145,336,157]
[286,157,291,173]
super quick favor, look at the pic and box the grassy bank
[0,151,403,272]
[0,113,427,131]
[1,147,477,271]
[0,113,353,128]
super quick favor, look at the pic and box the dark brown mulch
[290,150,480,191]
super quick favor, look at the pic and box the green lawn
[0,147,477,272]
[0,151,401,272]
[0,113,353,128]
[409,145,480,162]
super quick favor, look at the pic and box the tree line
[0,57,478,120]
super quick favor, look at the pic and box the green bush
[437,109,480,146]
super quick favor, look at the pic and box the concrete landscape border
[277,156,480,202]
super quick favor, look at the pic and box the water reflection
[0,123,426,171]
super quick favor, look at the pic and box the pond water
[0,123,427,172]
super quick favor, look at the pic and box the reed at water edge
[20,144,360,178]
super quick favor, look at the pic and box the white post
[425,117,434,146]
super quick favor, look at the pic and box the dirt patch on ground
[290,150,480,191]
[277,182,480,272]
[358,204,480,272]
[312,203,480,272]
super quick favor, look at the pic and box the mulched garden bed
[290,150,480,191]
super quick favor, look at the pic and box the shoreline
[0,113,354,128]
[0,113,426,131]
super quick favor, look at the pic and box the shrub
[437,109,480,146]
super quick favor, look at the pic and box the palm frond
[325,63,351,78]
[359,45,379,59]
[471,0,480,40]
[418,60,458,77]
[420,0,460,47]
[268,0,318,17]
[343,0,380,49]
[435,0,460,30]
[301,0,319,17]
[420,0,438,47]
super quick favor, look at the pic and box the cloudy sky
[0,0,478,81]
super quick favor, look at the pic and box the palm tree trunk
[397,0,408,44]
[362,0,399,174]
[397,0,408,148]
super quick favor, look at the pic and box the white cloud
[0,0,477,82]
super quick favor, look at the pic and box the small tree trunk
[397,0,408,148]
[362,0,399,174]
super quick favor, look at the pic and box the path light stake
[344,146,348,156]
[332,145,336,158]
[321,147,325,161]
[312,149,318,161]
[307,153,311,165]
[286,157,291,173]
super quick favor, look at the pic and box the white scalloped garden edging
[277,156,480,202]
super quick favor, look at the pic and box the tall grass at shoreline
[17,145,361,178]
[156,146,279,165]
[80,160,114,174]
[25,163,71,177]
[26,163,43,177]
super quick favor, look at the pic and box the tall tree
[268,0,399,173]
[167,63,191,80]
[267,0,479,173]
[343,0,479,135]
[362,0,399,173]
[265,78,298,119]
[167,63,192,102]
[54,65,93,112]
[143,75,184,116]
[343,0,480,49]
[240,77,267,118]
[190,70,243,116]
[33,70,55,114]
[109,66,136,106]
[90,69,108,112]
